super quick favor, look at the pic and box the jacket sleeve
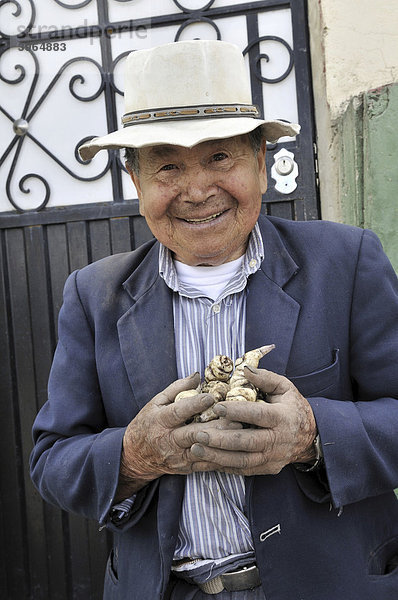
[29,270,155,529]
[302,229,398,509]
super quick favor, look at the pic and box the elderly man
[30,41,398,600]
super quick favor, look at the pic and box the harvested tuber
[174,344,275,422]
[226,345,275,402]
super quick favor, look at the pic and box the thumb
[155,372,201,406]
[244,366,291,398]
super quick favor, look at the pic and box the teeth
[185,212,222,223]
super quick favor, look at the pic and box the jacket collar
[245,215,300,376]
[257,214,299,287]
[122,239,160,302]
[121,215,298,298]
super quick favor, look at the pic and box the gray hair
[124,126,265,175]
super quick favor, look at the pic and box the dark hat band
[122,104,260,126]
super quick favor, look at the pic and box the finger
[213,400,281,428]
[154,372,201,406]
[190,444,265,470]
[206,418,243,431]
[164,393,215,427]
[173,418,242,448]
[192,461,284,477]
[190,460,226,472]
[193,428,271,453]
[244,366,292,397]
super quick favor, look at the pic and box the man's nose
[180,168,217,204]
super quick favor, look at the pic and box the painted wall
[339,85,398,272]
[307,0,398,270]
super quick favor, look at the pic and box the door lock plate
[271,148,298,194]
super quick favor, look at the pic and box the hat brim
[78,118,300,161]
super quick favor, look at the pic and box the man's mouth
[183,211,225,224]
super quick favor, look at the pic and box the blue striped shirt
[159,223,264,575]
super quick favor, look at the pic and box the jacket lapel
[117,242,178,410]
[246,217,300,376]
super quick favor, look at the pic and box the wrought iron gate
[0,1,318,598]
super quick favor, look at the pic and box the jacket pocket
[289,349,340,397]
[369,536,398,577]
[105,548,119,586]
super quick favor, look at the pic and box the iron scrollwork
[0,0,36,38]
[51,0,93,8]
[0,47,111,211]
[173,0,216,13]
[175,17,221,41]
[110,50,131,97]
[243,36,294,84]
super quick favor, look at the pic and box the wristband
[294,434,323,472]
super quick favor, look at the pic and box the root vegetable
[194,380,230,422]
[174,345,275,421]
[225,386,257,402]
[226,344,275,402]
[175,389,199,402]
[201,380,230,401]
[204,355,233,382]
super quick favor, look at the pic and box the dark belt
[198,564,261,595]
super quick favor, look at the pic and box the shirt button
[212,303,221,314]
[249,258,257,268]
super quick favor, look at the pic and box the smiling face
[128,134,267,266]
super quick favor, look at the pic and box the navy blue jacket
[30,216,398,599]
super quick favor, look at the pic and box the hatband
[122,104,260,126]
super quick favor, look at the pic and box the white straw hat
[79,40,300,161]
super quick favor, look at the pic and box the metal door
[0,1,317,597]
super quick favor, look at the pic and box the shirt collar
[159,222,264,297]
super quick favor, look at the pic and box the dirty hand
[190,366,317,476]
[117,373,242,498]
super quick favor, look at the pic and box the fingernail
[202,393,215,406]
[191,443,205,458]
[213,404,227,417]
[196,431,209,445]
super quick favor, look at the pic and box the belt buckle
[221,564,261,592]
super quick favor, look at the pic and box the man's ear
[257,138,267,195]
[126,163,145,216]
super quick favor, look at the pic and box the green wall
[339,83,398,272]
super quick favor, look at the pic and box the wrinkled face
[128,134,267,266]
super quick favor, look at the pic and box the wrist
[294,433,324,472]
[116,451,156,501]
[120,433,160,489]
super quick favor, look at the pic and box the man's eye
[160,164,176,171]
[212,152,228,162]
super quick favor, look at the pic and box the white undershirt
[174,255,245,301]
